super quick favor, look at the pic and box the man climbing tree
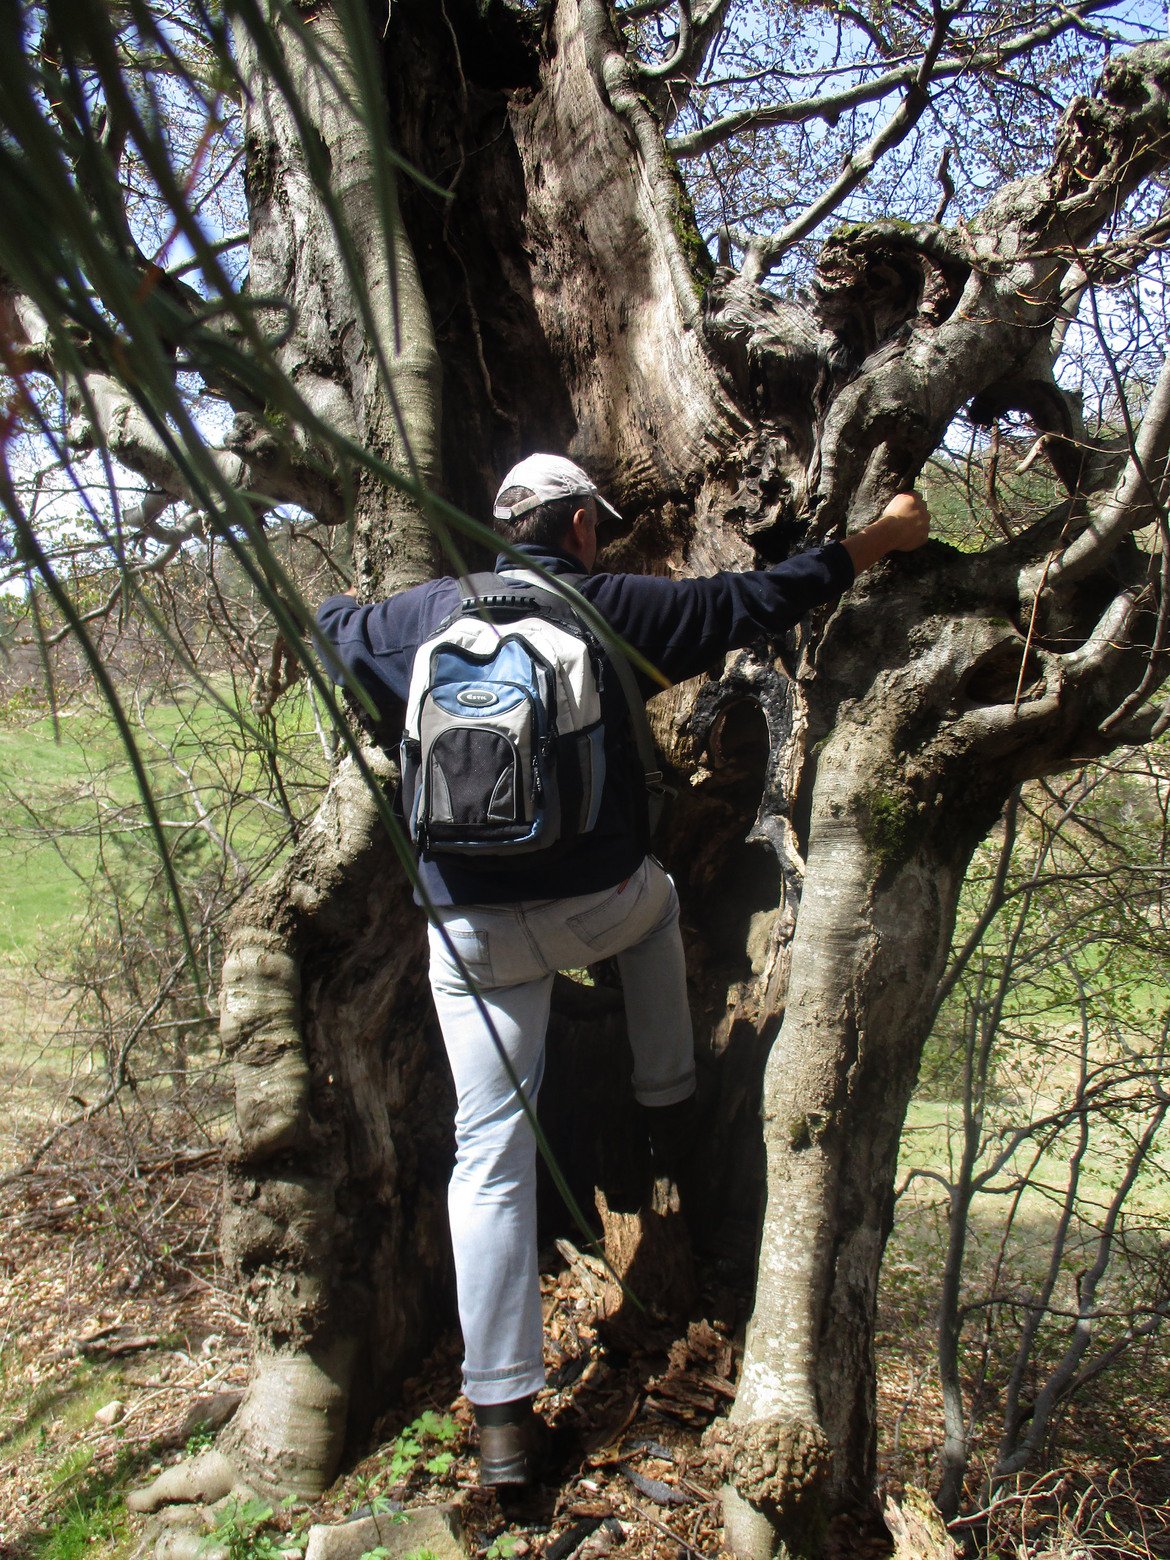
[2,0,1169,1554]
[318,453,929,1487]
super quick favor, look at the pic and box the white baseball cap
[493,453,622,524]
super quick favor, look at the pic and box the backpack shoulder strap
[493,567,671,833]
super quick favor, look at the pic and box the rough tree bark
[139,5,451,1503]
[89,0,1170,1548]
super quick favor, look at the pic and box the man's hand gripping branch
[841,491,932,576]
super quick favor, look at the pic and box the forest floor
[2,1117,1169,1560]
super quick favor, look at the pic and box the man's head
[493,454,621,569]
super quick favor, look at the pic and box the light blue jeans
[427,855,695,1405]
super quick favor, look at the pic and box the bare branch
[1058,589,1144,683]
[616,0,677,16]
[636,0,733,130]
[994,1088,1170,1481]
[1041,352,1170,590]
[581,0,708,327]
[932,143,954,224]
[834,2,896,61]
[630,1,691,82]
[932,789,1022,1021]
[668,0,1121,160]
[0,954,193,1185]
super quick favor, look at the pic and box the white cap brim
[494,453,622,524]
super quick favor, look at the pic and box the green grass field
[0,688,331,957]
[0,712,119,951]
[0,685,330,1164]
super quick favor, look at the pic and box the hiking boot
[642,1093,698,1195]
[477,1408,546,1487]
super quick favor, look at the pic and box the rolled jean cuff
[463,1359,546,1407]
[633,1071,696,1108]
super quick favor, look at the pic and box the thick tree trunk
[211,3,450,1493]
[210,0,784,1494]
[217,750,452,1495]
[705,565,1013,1553]
[716,770,971,1555]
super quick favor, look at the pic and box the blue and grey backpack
[400,570,664,857]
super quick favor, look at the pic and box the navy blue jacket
[317,540,855,905]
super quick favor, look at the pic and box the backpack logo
[456,687,500,708]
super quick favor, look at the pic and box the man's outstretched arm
[583,491,932,690]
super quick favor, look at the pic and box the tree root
[128,1342,353,1558]
[126,1450,256,1560]
[125,1450,247,1513]
[221,1344,354,1496]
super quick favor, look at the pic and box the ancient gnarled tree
[3,1,1169,1554]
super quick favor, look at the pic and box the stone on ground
[303,1505,466,1560]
